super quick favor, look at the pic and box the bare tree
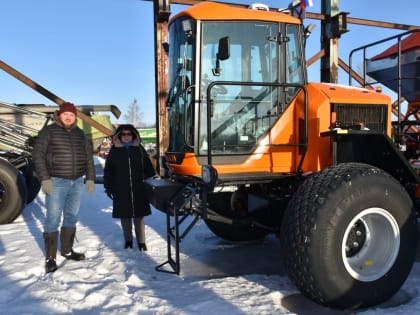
[123,99,144,127]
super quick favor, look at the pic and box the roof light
[249,3,269,11]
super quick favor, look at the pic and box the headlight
[201,165,218,188]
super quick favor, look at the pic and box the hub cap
[342,207,400,282]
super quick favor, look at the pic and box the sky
[0,0,419,126]
[0,156,420,314]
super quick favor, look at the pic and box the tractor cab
[165,2,306,177]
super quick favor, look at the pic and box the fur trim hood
[112,124,141,148]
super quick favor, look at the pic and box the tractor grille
[333,104,388,132]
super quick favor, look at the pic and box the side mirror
[217,36,230,61]
[213,36,230,76]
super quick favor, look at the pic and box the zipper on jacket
[127,147,135,217]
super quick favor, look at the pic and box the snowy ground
[1,160,420,314]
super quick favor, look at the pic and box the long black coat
[103,142,156,218]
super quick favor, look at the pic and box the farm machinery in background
[0,60,120,224]
[145,0,420,310]
[352,30,420,169]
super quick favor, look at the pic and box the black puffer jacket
[32,115,95,181]
[103,125,156,218]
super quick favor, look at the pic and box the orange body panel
[170,2,301,26]
[166,153,201,176]
[165,2,393,178]
[299,83,392,172]
[166,83,392,177]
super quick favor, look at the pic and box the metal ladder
[155,184,201,274]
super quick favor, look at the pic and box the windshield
[199,22,304,155]
[167,18,305,156]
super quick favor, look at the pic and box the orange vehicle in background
[146,2,419,310]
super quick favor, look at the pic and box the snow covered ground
[1,159,420,314]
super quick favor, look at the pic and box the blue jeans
[44,177,84,232]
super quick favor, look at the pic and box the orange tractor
[146,2,420,309]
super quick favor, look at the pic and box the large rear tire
[281,162,417,309]
[0,158,28,224]
[204,192,268,241]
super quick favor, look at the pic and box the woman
[103,124,156,251]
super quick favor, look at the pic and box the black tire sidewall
[282,163,417,309]
[314,172,415,305]
[204,192,268,241]
[0,158,28,224]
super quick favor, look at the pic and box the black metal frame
[322,129,420,186]
[155,184,201,274]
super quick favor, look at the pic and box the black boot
[138,243,147,251]
[60,227,86,261]
[125,241,133,249]
[43,232,58,273]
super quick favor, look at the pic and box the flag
[300,0,314,8]
[289,0,306,19]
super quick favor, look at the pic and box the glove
[86,180,95,194]
[105,189,113,200]
[41,179,53,195]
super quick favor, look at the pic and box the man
[33,102,95,273]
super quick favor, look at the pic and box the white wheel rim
[342,207,400,282]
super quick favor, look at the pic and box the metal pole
[320,0,339,83]
[153,0,171,174]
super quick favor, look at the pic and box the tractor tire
[204,192,268,241]
[280,162,417,310]
[0,158,28,224]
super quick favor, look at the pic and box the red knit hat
[58,102,77,115]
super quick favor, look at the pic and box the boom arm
[0,60,114,136]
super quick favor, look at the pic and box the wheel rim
[342,207,400,282]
